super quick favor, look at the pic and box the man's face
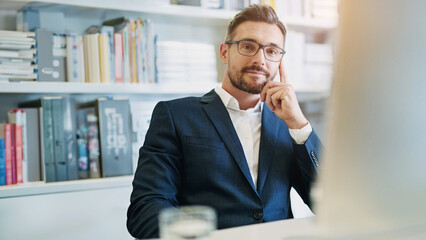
[224,21,284,94]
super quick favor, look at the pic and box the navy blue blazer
[127,90,322,239]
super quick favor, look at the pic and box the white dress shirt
[214,86,312,188]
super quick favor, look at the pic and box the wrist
[286,117,308,129]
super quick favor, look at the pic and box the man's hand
[260,61,308,129]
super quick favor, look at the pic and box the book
[79,97,133,177]
[36,29,66,82]
[8,109,28,183]
[0,129,6,185]
[20,108,42,182]
[0,30,35,38]
[19,97,62,182]
[98,34,111,83]
[83,33,101,83]
[103,17,131,83]
[51,97,67,181]
[76,109,90,179]
[13,124,23,184]
[10,124,16,184]
[0,124,12,185]
[97,98,133,177]
[63,100,78,181]
[114,33,124,83]
[86,109,101,178]
[100,25,115,83]
[77,36,86,83]
[66,34,80,82]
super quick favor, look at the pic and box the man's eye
[241,44,255,50]
[267,48,278,55]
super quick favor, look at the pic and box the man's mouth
[245,70,266,75]
[242,66,269,77]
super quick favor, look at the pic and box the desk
[211,217,321,240]
[206,216,426,240]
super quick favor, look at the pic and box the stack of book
[65,17,156,84]
[0,30,37,82]
[18,97,78,183]
[156,41,217,86]
[0,108,46,186]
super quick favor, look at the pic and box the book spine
[98,34,111,84]
[10,124,16,184]
[98,99,133,177]
[101,25,115,83]
[41,98,56,182]
[52,98,67,181]
[87,109,101,178]
[77,36,86,83]
[114,33,124,83]
[14,124,23,184]
[66,34,80,82]
[8,109,28,183]
[0,138,5,185]
[20,108,42,182]
[3,124,13,185]
[76,109,89,179]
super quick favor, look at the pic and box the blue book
[0,138,5,185]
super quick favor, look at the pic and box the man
[127,4,322,239]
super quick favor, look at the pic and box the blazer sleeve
[127,101,182,239]
[291,130,323,209]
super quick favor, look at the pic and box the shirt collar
[214,86,263,113]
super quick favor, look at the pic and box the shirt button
[254,210,263,220]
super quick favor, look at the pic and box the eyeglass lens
[238,41,283,61]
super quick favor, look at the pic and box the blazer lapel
[256,104,281,195]
[200,90,258,193]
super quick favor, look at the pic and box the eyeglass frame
[225,40,286,62]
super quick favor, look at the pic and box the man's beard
[228,65,274,94]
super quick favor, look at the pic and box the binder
[19,97,64,182]
[51,98,67,181]
[35,29,66,82]
[78,97,133,177]
[20,108,42,182]
[97,98,133,177]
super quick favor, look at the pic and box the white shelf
[0,81,217,94]
[0,175,133,198]
[0,0,337,30]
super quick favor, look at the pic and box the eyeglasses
[225,40,286,62]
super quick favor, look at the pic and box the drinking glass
[159,205,217,240]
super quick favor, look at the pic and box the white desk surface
[210,217,321,240]
[150,216,426,240]
[207,216,426,240]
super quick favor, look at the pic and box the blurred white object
[316,0,426,238]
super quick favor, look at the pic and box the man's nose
[252,47,266,66]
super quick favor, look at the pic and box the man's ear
[220,42,229,64]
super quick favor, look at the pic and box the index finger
[279,60,288,84]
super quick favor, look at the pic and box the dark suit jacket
[127,90,321,239]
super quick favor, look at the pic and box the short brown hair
[225,4,286,42]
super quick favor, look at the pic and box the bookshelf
[0,81,217,94]
[0,175,132,198]
[0,0,337,30]
[0,1,337,239]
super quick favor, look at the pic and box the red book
[1,124,13,185]
[114,33,124,83]
[10,124,16,184]
[14,124,23,184]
